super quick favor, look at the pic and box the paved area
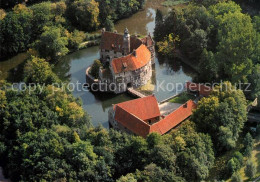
[159,102,182,116]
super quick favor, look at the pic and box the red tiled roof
[116,95,160,121]
[186,82,212,97]
[114,106,150,137]
[111,44,151,74]
[113,95,197,138]
[150,100,197,135]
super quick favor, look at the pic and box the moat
[0,0,197,127]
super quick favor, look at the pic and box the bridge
[127,87,146,98]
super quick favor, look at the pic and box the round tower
[123,28,130,55]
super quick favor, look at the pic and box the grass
[208,138,260,181]
[236,140,260,181]
[169,92,196,104]
[162,0,190,7]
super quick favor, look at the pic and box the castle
[86,28,155,94]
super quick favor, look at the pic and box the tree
[246,64,260,100]
[245,159,256,179]
[0,5,33,57]
[104,16,115,32]
[231,172,242,182]
[171,121,215,181]
[68,30,86,50]
[243,133,254,157]
[0,9,6,20]
[32,26,68,60]
[227,159,238,177]
[0,90,6,109]
[192,82,247,152]
[30,2,53,39]
[134,163,185,182]
[198,49,218,82]
[90,60,102,79]
[24,56,59,85]
[215,11,255,83]
[157,33,180,57]
[232,152,243,168]
[117,173,137,182]
[67,0,100,31]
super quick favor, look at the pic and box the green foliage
[232,152,244,168]
[244,159,256,179]
[247,64,260,100]
[227,159,238,177]
[192,82,247,152]
[157,33,180,57]
[24,56,60,84]
[0,9,6,20]
[226,151,244,178]
[162,0,190,7]
[66,0,100,31]
[0,90,6,109]
[32,26,68,60]
[230,172,242,182]
[90,59,102,79]
[170,121,215,181]
[117,173,137,182]
[68,30,86,50]
[104,16,115,32]
[155,1,259,84]
[0,5,33,57]
[134,163,185,182]
[243,133,254,157]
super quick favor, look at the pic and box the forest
[0,0,145,59]
[0,0,260,181]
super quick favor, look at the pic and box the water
[0,0,197,127]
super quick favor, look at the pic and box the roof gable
[116,95,160,121]
[114,106,150,137]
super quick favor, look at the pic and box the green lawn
[162,0,190,6]
[169,92,196,104]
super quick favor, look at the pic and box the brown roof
[186,82,212,97]
[111,44,151,74]
[113,95,197,138]
[100,32,123,52]
[116,95,160,121]
[100,32,142,52]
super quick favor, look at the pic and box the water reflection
[0,0,197,127]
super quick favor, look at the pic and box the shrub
[90,60,102,79]
[245,159,256,179]
[231,172,242,182]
